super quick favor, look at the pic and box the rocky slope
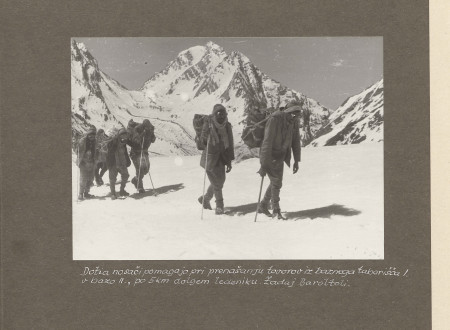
[71,40,333,156]
[309,79,383,146]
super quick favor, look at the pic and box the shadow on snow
[226,203,361,220]
[128,183,185,200]
[226,203,259,216]
[82,183,185,201]
[285,204,361,220]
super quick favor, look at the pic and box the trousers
[204,160,226,208]
[261,159,284,210]
[79,162,94,195]
[131,152,150,189]
[109,166,129,193]
[95,162,107,183]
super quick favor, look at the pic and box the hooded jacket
[106,132,131,169]
[200,115,234,170]
[76,134,97,167]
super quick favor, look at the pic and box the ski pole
[201,129,211,220]
[148,169,156,192]
[254,175,265,222]
[137,135,145,192]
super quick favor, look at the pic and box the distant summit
[71,39,338,156]
[310,79,383,146]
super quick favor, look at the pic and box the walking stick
[201,137,210,220]
[254,176,265,222]
[145,133,157,195]
[148,170,156,194]
[137,135,145,192]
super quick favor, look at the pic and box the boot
[215,200,224,215]
[96,178,104,186]
[198,196,212,210]
[257,203,272,217]
[273,208,287,220]
[119,189,130,197]
[131,177,137,188]
[110,184,117,200]
[78,194,84,201]
[84,192,95,199]
[138,188,145,194]
[119,181,129,196]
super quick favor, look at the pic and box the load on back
[193,114,209,150]
[241,107,277,148]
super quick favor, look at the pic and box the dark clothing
[259,111,301,210]
[127,119,139,133]
[109,166,129,194]
[115,143,128,168]
[94,132,108,184]
[106,136,131,170]
[199,117,234,207]
[79,165,95,195]
[77,135,96,195]
[131,152,150,189]
[76,136,96,167]
[260,111,301,171]
[106,135,131,195]
[204,159,226,208]
[261,158,284,209]
[95,132,109,164]
[129,123,156,152]
[129,123,155,189]
[200,117,234,169]
[95,162,107,185]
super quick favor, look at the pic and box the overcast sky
[75,37,382,110]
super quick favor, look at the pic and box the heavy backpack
[96,138,111,163]
[241,107,277,148]
[193,114,208,150]
[127,119,139,133]
[96,127,120,163]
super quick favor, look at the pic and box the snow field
[73,143,383,260]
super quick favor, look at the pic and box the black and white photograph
[72,37,384,260]
[3,0,440,328]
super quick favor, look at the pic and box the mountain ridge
[73,40,377,156]
[309,78,383,146]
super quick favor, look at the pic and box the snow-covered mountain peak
[71,40,96,64]
[176,45,207,64]
[74,41,87,52]
[229,50,251,64]
[205,41,225,53]
[72,40,336,157]
[310,79,384,146]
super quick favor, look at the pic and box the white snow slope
[71,40,198,155]
[310,79,383,146]
[73,143,384,260]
